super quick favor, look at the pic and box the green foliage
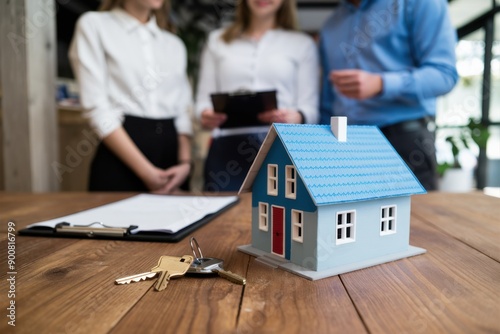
[437,162,453,176]
[438,118,490,176]
[171,0,236,87]
[466,118,490,148]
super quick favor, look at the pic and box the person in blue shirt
[319,0,458,190]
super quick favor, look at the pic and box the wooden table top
[0,192,499,334]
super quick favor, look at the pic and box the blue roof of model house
[240,123,426,205]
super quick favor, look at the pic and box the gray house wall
[313,196,412,271]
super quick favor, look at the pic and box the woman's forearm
[177,134,192,164]
[102,127,154,181]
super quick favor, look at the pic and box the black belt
[380,118,431,135]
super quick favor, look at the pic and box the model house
[238,117,427,280]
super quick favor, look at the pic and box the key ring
[190,237,203,261]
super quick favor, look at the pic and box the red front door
[272,206,284,256]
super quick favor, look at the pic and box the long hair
[99,0,174,32]
[222,0,298,43]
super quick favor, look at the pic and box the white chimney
[330,116,347,142]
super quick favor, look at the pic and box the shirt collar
[241,28,281,43]
[112,8,160,37]
[341,0,371,10]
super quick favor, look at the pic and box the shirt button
[155,122,163,135]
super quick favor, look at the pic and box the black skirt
[89,115,187,192]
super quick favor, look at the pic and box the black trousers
[380,118,438,191]
[89,115,188,192]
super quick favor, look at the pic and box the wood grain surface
[0,191,499,334]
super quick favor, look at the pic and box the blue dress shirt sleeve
[381,0,459,103]
[318,0,459,126]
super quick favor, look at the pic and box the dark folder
[18,195,239,243]
[211,90,277,128]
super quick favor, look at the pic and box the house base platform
[237,244,427,281]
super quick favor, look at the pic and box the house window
[267,164,278,196]
[292,209,304,242]
[380,205,397,235]
[336,210,356,245]
[285,165,297,199]
[259,202,269,231]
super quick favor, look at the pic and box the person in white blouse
[69,0,193,193]
[196,0,319,192]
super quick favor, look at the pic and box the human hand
[151,163,191,194]
[200,108,227,130]
[258,109,303,124]
[141,166,173,192]
[330,69,383,99]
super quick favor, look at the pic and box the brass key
[152,255,193,291]
[115,272,159,284]
[115,255,193,291]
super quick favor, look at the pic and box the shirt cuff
[195,102,212,119]
[381,72,404,99]
[87,112,122,139]
[299,108,319,124]
[174,117,193,136]
[297,111,305,124]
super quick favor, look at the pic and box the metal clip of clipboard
[55,222,138,238]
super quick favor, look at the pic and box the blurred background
[0,0,499,193]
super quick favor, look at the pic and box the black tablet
[211,90,277,128]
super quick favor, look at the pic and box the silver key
[189,237,246,285]
[188,257,246,285]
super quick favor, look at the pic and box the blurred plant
[171,0,236,87]
[461,76,473,87]
[437,118,490,176]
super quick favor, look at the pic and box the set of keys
[115,237,246,291]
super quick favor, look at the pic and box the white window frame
[258,202,269,231]
[292,209,304,243]
[267,164,278,196]
[335,210,356,245]
[380,205,397,235]
[285,165,297,199]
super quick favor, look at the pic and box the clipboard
[18,194,239,243]
[211,90,277,128]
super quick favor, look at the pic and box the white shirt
[69,8,192,138]
[195,28,320,127]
